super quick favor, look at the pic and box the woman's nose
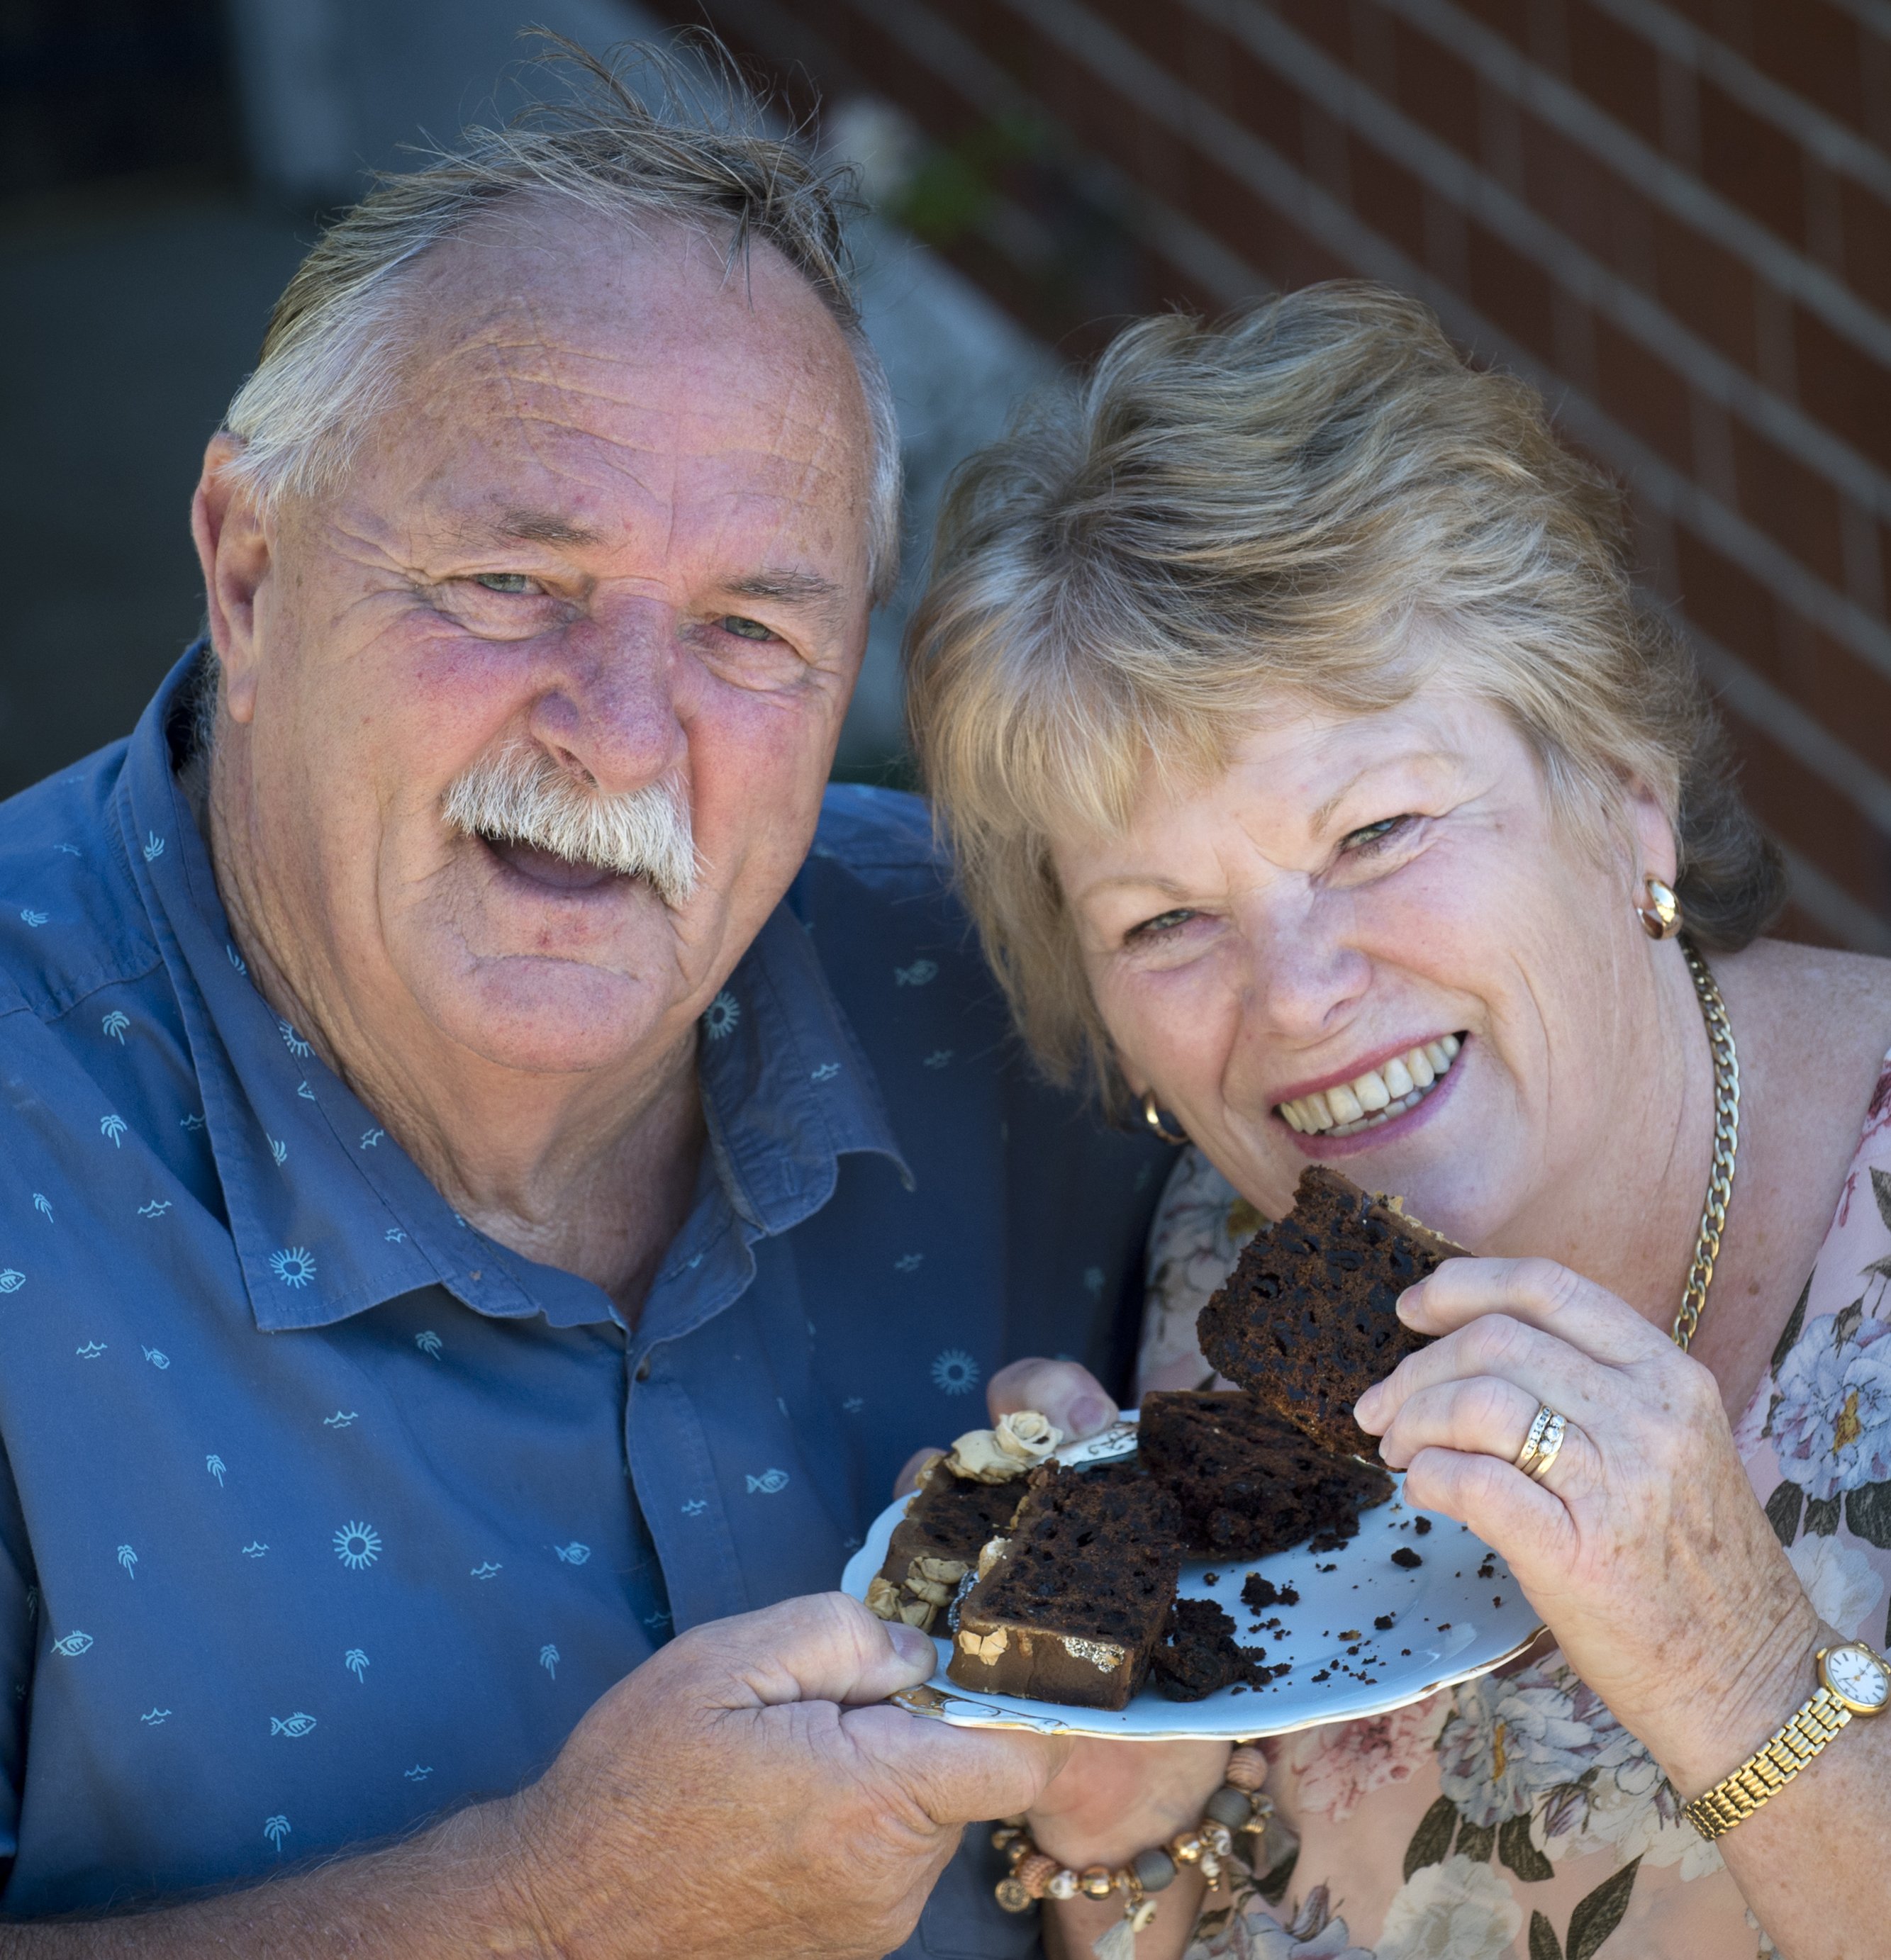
[524,603,688,793]
[1237,899,1373,1042]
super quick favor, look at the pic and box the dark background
[6,0,1891,949]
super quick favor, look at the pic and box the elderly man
[0,53,1160,1959]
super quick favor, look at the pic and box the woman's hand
[1027,1737,1229,1960]
[987,1357,1120,1437]
[1354,1256,1824,1796]
[1027,1734,1231,1869]
[890,1359,1123,1496]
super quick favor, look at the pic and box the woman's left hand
[1353,1255,1824,1796]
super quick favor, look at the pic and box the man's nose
[524,605,688,794]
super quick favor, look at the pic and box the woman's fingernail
[1354,1388,1382,1430]
[1070,1394,1114,1436]
[1396,1284,1425,1323]
[886,1623,936,1669]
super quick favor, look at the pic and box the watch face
[1823,1644,1890,1713]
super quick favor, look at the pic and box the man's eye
[1340,816,1412,856]
[473,573,537,595]
[1127,907,1198,941]
[720,615,777,642]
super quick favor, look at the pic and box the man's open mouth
[1274,1034,1464,1138]
[478,834,627,893]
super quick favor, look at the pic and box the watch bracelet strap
[1681,1686,1852,1842]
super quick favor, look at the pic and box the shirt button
[635,1357,652,1382]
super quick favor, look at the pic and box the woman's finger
[892,1447,942,1499]
[987,1357,1117,1437]
[1355,1309,1613,1438]
[1397,1256,1671,1367]
[1399,1442,1580,1578]
[1373,1375,1600,1503]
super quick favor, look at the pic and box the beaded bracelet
[990,1744,1273,1954]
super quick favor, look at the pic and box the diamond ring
[1512,1404,1568,1483]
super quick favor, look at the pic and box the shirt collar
[113,647,908,1332]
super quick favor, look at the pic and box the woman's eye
[1127,907,1198,942]
[720,615,777,642]
[1340,815,1412,856]
[472,573,537,595]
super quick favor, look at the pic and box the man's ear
[190,433,269,728]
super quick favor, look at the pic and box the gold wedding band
[1512,1404,1568,1483]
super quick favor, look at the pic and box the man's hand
[514,1591,1071,1960]
[0,1594,1067,1960]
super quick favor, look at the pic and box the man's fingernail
[1071,1394,1113,1437]
[887,1623,936,1669]
[1396,1284,1425,1322]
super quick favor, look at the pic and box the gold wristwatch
[1683,1641,1890,1842]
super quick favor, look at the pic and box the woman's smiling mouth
[1275,1034,1464,1137]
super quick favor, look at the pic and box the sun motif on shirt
[333,1521,381,1571]
[268,1247,316,1288]
[703,990,741,1041]
[931,1348,981,1396]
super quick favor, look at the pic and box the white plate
[841,1412,1542,1740]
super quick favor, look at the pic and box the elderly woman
[907,285,1891,1960]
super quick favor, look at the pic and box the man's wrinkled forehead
[374,212,871,571]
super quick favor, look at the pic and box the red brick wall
[650,0,1891,948]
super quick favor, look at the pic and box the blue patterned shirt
[0,651,1164,1951]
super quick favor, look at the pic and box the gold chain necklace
[1671,941,1741,1353]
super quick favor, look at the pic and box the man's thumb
[686,1591,938,1710]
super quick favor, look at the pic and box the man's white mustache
[442,742,701,909]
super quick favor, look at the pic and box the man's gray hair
[221,35,902,603]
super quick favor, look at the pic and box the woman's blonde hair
[906,282,1782,1100]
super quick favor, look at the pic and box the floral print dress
[1139,1067,1891,1960]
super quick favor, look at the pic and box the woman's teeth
[1276,1036,1462,1138]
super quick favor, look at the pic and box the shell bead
[1223,1747,1267,1791]
[1013,1852,1059,1898]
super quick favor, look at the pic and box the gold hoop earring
[1636,875,1683,941]
[1142,1090,1188,1145]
